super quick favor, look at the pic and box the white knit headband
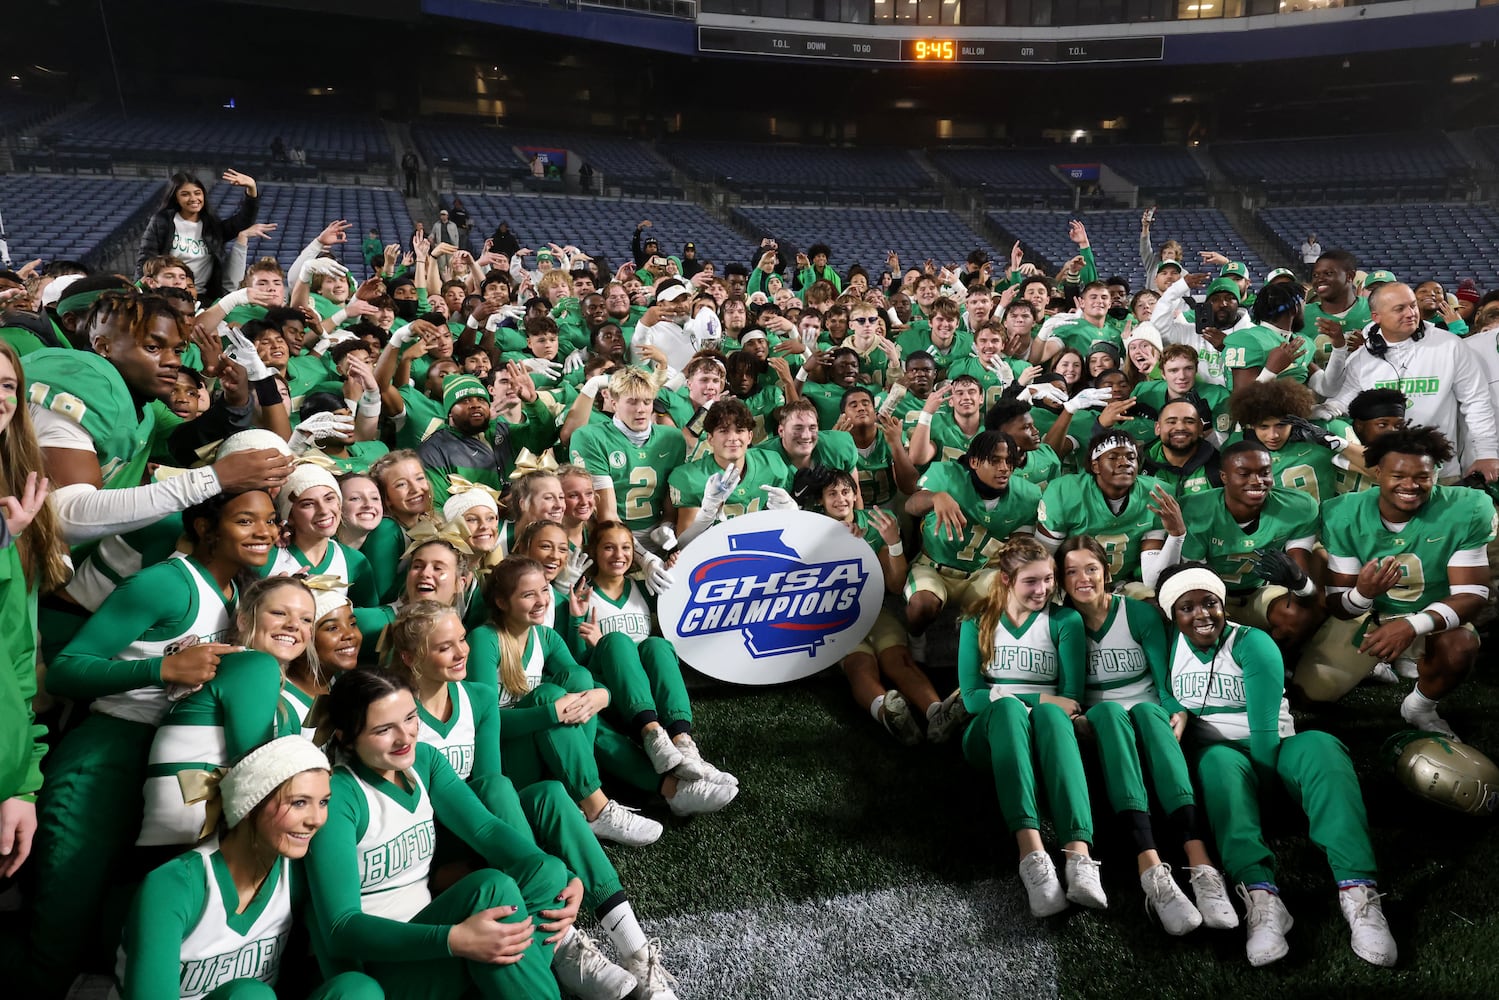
[1157,568,1227,617]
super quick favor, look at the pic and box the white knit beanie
[221,736,331,829]
[277,462,342,521]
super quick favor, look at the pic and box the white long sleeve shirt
[1149,277,1252,387]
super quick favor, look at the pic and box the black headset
[1365,320,1423,359]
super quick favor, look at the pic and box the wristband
[252,376,284,408]
[796,367,809,383]
[1255,367,1278,383]
[327,309,348,329]
[1341,588,1374,614]
[1424,601,1462,632]
[886,541,904,559]
[358,390,382,417]
[1409,613,1437,637]
[1292,577,1317,599]
[916,412,933,426]
[466,314,481,330]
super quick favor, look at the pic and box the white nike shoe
[1339,885,1397,967]
[666,776,738,817]
[1063,850,1108,910]
[1141,863,1201,936]
[1186,865,1239,930]
[1238,885,1293,967]
[673,733,735,785]
[553,928,638,1000]
[1018,850,1068,918]
[588,800,664,847]
[622,939,680,999]
[926,689,972,744]
[1401,691,1461,742]
[642,726,685,776]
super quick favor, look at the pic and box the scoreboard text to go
[697,28,1165,64]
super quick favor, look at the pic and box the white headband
[220,736,330,829]
[443,487,499,522]
[1157,568,1227,617]
[1089,433,1137,464]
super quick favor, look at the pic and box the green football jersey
[1128,379,1234,438]
[1321,485,1498,616]
[944,355,1027,410]
[895,329,973,376]
[668,449,794,519]
[850,507,888,553]
[852,432,898,508]
[1180,487,1319,591]
[1038,473,1167,582]
[26,349,155,489]
[906,410,982,466]
[395,386,447,450]
[571,421,685,530]
[1269,441,1338,504]
[1012,444,1063,494]
[916,460,1042,571]
[801,382,847,429]
[1048,319,1122,356]
[1221,324,1315,384]
[740,383,787,442]
[1298,297,1371,370]
[754,429,859,475]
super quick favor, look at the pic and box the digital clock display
[911,40,957,61]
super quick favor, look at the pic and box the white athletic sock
[1404,687,1440,713]
[599,899,648,958]
[869,694,886,721]
[553,925,578,957]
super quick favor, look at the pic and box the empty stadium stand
[210,182,415,274]
[0,174,159,264]
[732,205,998,280]
[664,141,933,204]
[1259,202,1499,290]
[1213,133,1469,204]
[927,148,1073,208]
[413,124,673,188]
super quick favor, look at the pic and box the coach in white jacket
[1324,282,1499,483]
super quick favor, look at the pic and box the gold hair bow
[301,573,349,593]
[177,766,229,841]
[509,448,560,480]
[293,452,341,473]
[401,517,475,559]
[447,474,503,503]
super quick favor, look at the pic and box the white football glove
[289,411,356,454]
[562,348,588,373]
[1064,387,1115,413]
[580,373,611,399]
[213,288,252,314]
[553,550,593,592]
[387,324,420,351]
[523,356,562,380]
[299,257,349,285]
[1019,383,1069,406]
[638,550,676,596]
[761,485,798,511]
[222,325,273,382]
[648,523,679,553]
[702,464,741,518]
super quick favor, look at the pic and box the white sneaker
[1401,691,1462,742]
[1339,885,1397,967]
[673,733,733,785]
[1237,885,1293,967]
[1367,661,1401,685]
[926,689,972,744]
[622,939,680,999]
[666,776,738,817]
[1063,850,1108,910]
[1186,865,1239,930]
[879,690,923,746]
[1394,656,1421,680]
[588,800,664,847]
[642,727,685,776]
[1018,850,1068,918]
[1141,863,1201,936]
[553,928,638,1000]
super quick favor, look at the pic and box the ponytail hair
[481,557,549,699]
[969,536,1053,665]
[385,599,463,682]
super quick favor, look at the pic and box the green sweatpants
[363,868,563,1000]
[590,634,693,730]
[29,713,153,996]
[500,684,659,802]
[961,698,1094,844]
[1084,701,1195,815]
[473,773,624,913]
[204,971,383,998]
[1194,729,1378,886]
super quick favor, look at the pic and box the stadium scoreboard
[698,27,1164,64]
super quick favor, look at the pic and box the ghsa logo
[676,529,866,658]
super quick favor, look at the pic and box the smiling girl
[262,460,377,605]
[336,473,384,551]
[363,450,436,601]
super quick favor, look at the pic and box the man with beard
[1152,269,1250,387]
[1140,398,1222,498]
[631,281,697,372]
[1297,249,1370,368]
[1128,342,1232,444]
[1178,440,1319,633]
[1036,431,1179,590]
[417,373,517,509]
[1413,279,1469,335]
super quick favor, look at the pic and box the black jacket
[135,190,259,301]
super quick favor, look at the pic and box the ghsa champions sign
[658,510,886,685]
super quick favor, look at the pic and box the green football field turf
[606,653,1499,1000]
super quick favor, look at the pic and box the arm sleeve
[165,396,255,466]
[1235,628,1286,777]
[119,858,206,1000]
[304,774,455,961]
[345,548,380,608]
[957,619,993,715]
[222,238,248,292]
[465,626,499,691]
[362,520,408,604]
[1079,247,1098,286]
[47,566,180,698]
[48,471,223,546]
[1452,350,1499,464]
[1052,610,1086,703]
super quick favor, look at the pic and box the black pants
[405,169,419,196]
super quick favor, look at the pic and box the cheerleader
[117,736,381,999]
[557,465,597,554]
[1056,537,1236,935]
[1156,562,1395,967]
[303,667,573,1000]
[285,580,365,738]
[387,602,679,999]
[140,577,318,847]
[335,473,383,551]
[958,536,1105,917]
[264,459,378,606]
[362,450,434,602]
